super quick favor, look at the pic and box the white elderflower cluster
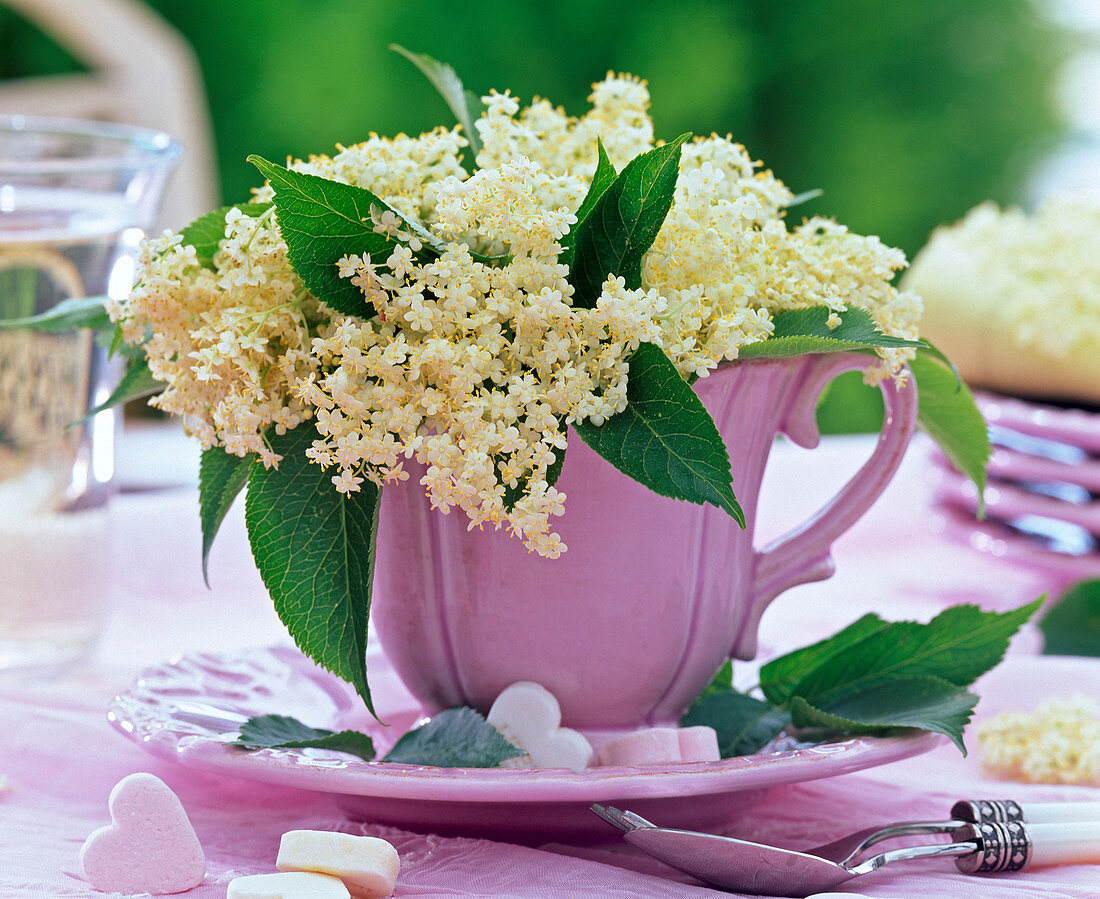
[109,208,321,466]
[113,73,919,556]
[978,695,1100,785]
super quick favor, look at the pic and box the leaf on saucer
[789,676,978,754]
[759,613,888,706]
[788,598,1043,712]
[382,707,526,768]
[681,690,790,758]
[1040,579,1100,657]
[199,447,254,586]
[235,714,376,762]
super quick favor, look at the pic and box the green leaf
[737,306,923,360]
[1040,579,1100,657]
[244,425,382,715]
[389,44,482,159]
[759,613,888,706]
[235,714,376,762]
[910,348,990,507]
[76,358,161,422]
[249,156,432,317]
[0,295,110,332]
[790,677,978,754]
[199,448,254,587]
[559,140,617,267]
[568,133,691,308]
[179,202,272,269]
[382,707,526,767]
[700,660,734,698]
[789,598,1043,708]
[682,690,791,758]
[574,342,744,523]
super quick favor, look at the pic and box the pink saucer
[107,647,940,843]
[977,392,1100,455]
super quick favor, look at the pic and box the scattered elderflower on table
[979,695,1100,786]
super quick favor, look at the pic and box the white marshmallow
[486,681,593,771]
[227,871,350,898]
[677,726,721,762]
[276,831,399,899]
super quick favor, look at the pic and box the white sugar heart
[487,681,593,771]
[80,772,206,894]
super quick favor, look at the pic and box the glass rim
[0,114,183,175]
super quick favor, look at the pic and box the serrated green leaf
[790,677,978,754]
[249,156,430,317]
[244,425,382,715]
[0,295,110,332]
[235,714,376,762]
[790,598,1043,708]
[559,140,616,267]
[682,690,791,758]
[74,358,161,423]
[737,306,923,360]
[568,133,691,308]
[910,349,990,507]
[759,613,888,706]
[179,202,272,269]
[1040,579,1100,657]
[574,342,743,523]
[199,447,254,587]
[382,707,526,767]
[389,44,482,159]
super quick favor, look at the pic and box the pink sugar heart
[80,772,206,894]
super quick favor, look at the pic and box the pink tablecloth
[1,427,1097,899]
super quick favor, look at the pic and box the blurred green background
[0,0,1070,431]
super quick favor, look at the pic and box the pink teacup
[372,353,917,730]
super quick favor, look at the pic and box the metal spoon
[592,804,1100,896]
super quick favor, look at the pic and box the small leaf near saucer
[235,714,376,762]
[382,707,526,768]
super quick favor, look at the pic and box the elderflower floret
[978,695,1100,785]
[111,73,919,557]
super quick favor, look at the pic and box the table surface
[1,424,1098,899]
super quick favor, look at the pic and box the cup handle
[734,352,918,659]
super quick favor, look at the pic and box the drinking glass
[0,115,180,675]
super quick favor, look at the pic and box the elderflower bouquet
[13,50,987,713]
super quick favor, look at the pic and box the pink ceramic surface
[933,505,1099,595]
[107,647,940,843]
[373,354,917,730]
[977,392,1100,454]
[934,467,1100,538]
[986,445,1100,494]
